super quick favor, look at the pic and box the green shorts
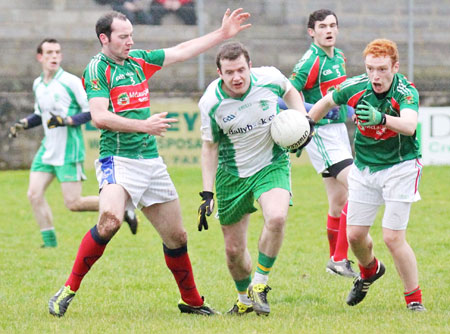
[31,146,86,183]
[216,160,291,225]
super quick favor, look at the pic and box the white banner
[418,107,450,165]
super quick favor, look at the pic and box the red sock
[326,215,340,257]
[65,226,108,292]
[404,286,422,304]
[163,244,203,307]
[359,258,379,279]
[333,202,349,261]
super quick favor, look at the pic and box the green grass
[0,165,449,333]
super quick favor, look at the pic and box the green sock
[234,275,252,294]
[41,229,57,247]
[256,251,276,275]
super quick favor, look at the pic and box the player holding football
[309,39,425,311]
[48,9,251,317]
[198,41,313,316]
[8,38,138,248]
[289,9,356,278]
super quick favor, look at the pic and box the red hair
[363,39,399,65]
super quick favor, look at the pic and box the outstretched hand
[8,120,26,138]
[221,8,252,39]
[144,112,178,137]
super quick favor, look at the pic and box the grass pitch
[0,165,449,333]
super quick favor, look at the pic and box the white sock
[238,293,252,305]
[252,272,269,285]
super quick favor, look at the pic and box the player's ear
[392,61,400,74]
[307,28,315,39]
[248,60,252,69]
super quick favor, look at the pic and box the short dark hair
[215,42,250,71]
[307,9,338,30]
[95,11,128,43]
[36,38,59,54]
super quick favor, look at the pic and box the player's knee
[64,198,82,211]
[347,228,365,245]
[97,211,121,239]
[27,189,43,204]
[168,229,188,247]
[265,214,286,233]
[225,242,245,260]
[383,231,404,250]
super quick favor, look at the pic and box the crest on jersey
[91,79,101,91]
[117,92,130,105]
[260,100,269,111]
[405,95,414,104]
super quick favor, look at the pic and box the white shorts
[348,159,422,205]
[95,156,178,210]
[347,159,423,230]
[306,123,353,174]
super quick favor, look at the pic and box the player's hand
[145,112,178,137]
[8,120,27,138]
[324,106,340,120]
[198,191,214,231]
[297,115,316,150]
[356,100,384,126]
[47,113,67,128]
[290,148,303,158]
[220,8,251,39]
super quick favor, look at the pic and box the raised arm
[163,8,251,66]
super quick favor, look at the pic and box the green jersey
[33,67,88,166]
[332,73,421,172]
[82,49,165,159]
[289,43,347,126]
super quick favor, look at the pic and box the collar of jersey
[99,52,133,67]
[366,72,399,99]
[216,72,255,101]
[311,43,334,59]
[39,67,64,86]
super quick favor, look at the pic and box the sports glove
[8,120,27,138]
[296,115,316,150]
[47,113,67,129]
[197,191,214,231]
[289,148,303,158]
[355,100,386,126]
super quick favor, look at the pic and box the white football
[270,109,311,149]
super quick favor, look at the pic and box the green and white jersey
[82,49,165,159]
[332,73,421,172]
[33,67,88,166]
[289,43,347,126]
[199,66,291,178]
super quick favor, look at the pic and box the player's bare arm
[201,140,219,195]
[282,86,307,115]
[385,108,417,136]
[308,93,338,122]
[89,97,177,135]
[162,8,251,66]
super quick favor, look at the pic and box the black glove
[198,191,214,231]
[47,113,67,129]
[289,148,303,158]
[8,120,27,138]
[297,115,316,150]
